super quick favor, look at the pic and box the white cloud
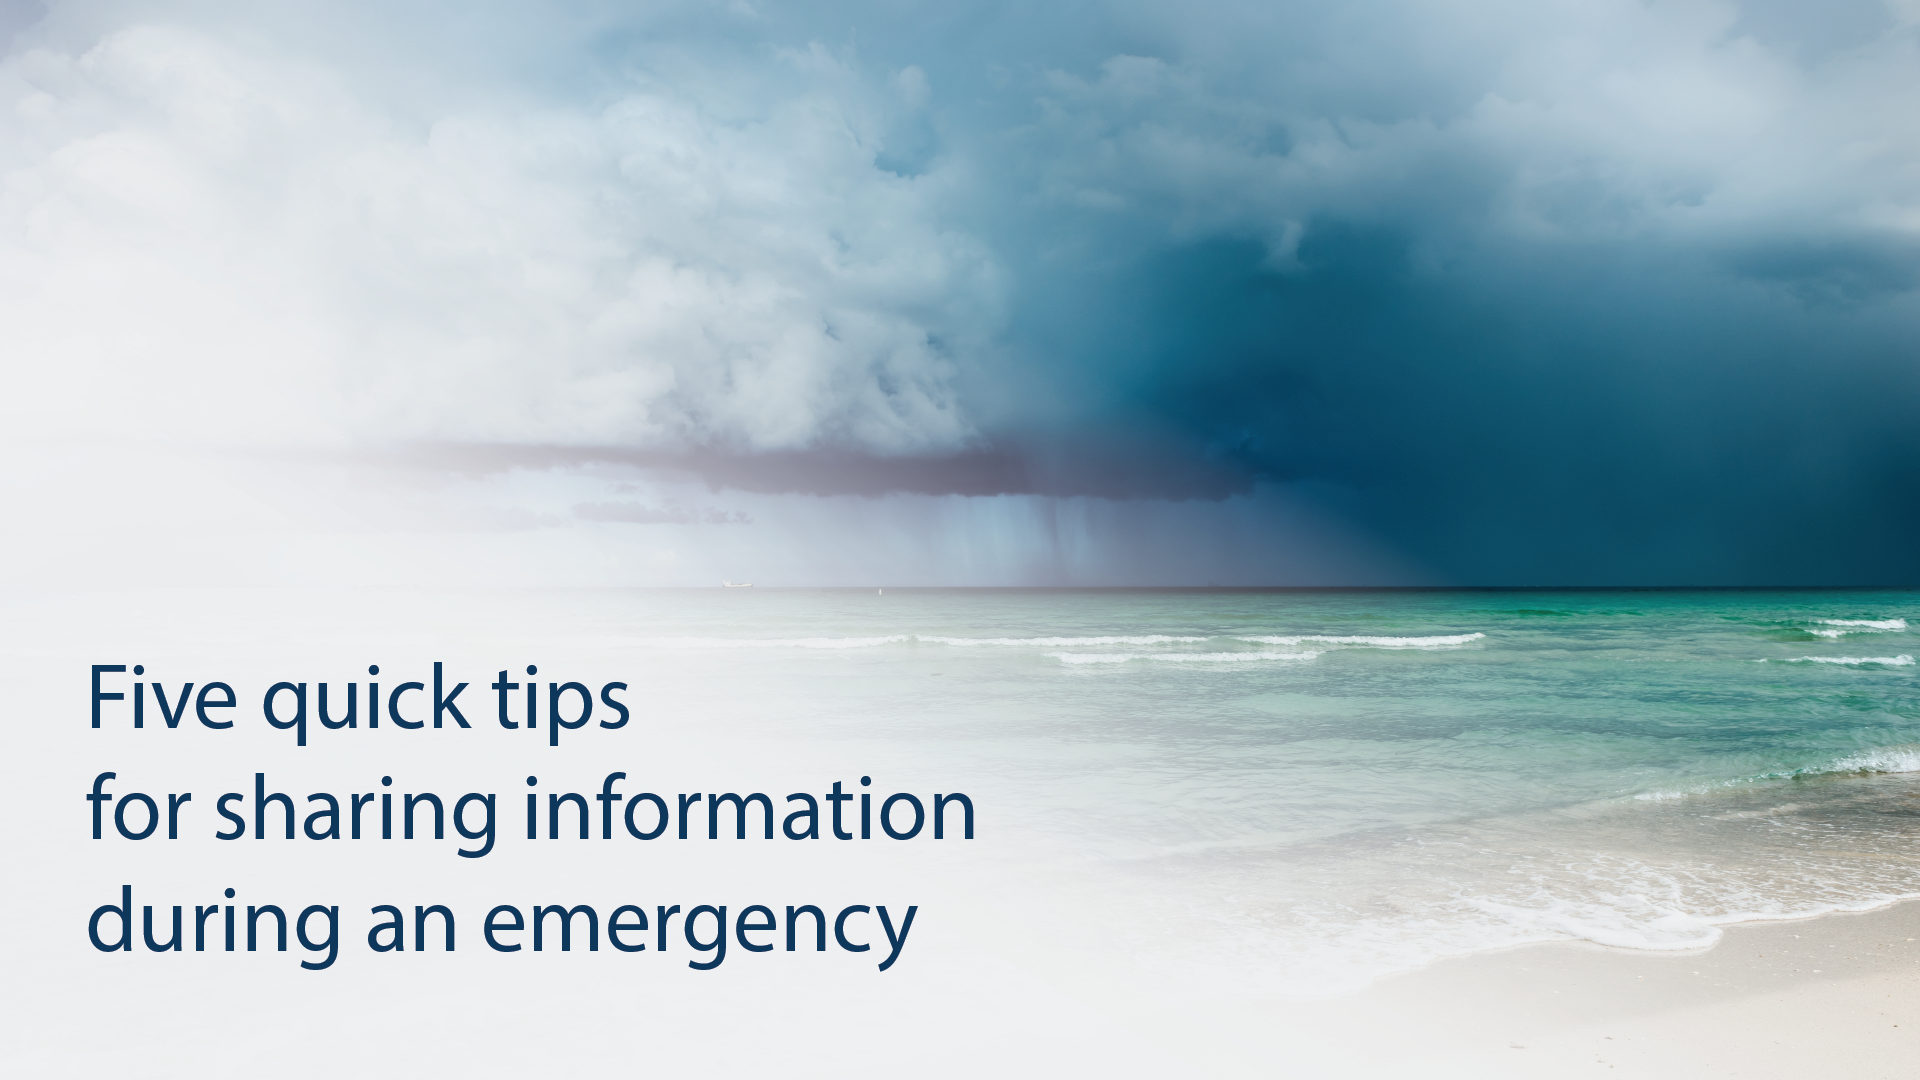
[1013,0,1920,260]
[0,19,1001,451]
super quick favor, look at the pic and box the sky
[3,0,1918,585]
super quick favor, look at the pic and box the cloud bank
[5,0,1920,583]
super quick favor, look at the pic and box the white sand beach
[1101,901,1920,1078]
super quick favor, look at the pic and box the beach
[1001,901,1920,1077]
[1338,899,1920,1077]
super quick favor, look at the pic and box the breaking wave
[1635,744,1920,800]
[1817,746,1920,774]
[1050,650,1321,665]
[1776,655,1915,666]
[1237,632,1485,648]
[1810,617,1907,638]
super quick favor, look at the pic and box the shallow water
[585,587,1920,991]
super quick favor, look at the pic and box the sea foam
[1635,743,1920,800]
[1810,617,1907,638]
[1779,654,1915,666]
[1237,632,1485,648]
[1817,746,1920,774]
[1049,650,1320,665]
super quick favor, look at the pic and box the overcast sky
[4,0,1918,585]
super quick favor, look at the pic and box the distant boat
[722,581,753,588]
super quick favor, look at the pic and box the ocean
[16,585,1920,1001]
[561,586,1920,994]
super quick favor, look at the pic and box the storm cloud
[4,0,1918,583]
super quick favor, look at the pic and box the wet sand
[1269,899,1920,1078]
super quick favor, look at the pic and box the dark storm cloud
[802,0,1920,582]
[374,0,1920,581]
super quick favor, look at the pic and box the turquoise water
[587,587,1920,991]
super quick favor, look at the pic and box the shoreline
[1266,898,1920,1077]
[947,899,1920,1078]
